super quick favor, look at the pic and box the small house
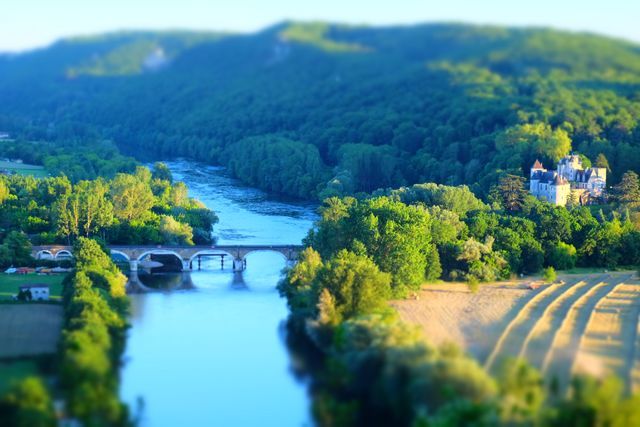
[18,284,50,301]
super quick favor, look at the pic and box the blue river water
[120,160,317,426]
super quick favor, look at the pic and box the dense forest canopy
[1,22,639,199]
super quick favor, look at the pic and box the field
[0,160,48,177]
[0,305,64,359]
[0,273,65,300]
[393,272,640,394]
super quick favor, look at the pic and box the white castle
[530,154,607,206]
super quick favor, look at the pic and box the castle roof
[531,170,569,186]
[574,168,605,183]
[553,175,569,185]
[532,170,556,183]
[532,159,544,169]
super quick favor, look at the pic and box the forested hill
[1,22,640,199]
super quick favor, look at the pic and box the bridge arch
[242,249,290,263]
[110,250,130,262]
[55,250,73,260]
[35,250,53,260]
[137,249,185,263]
[188,250,234,266]
[188,250,234,264]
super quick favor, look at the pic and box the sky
[1,0,638,52]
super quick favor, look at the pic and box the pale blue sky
[1,0,638,52]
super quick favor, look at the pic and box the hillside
[1,22,639,198]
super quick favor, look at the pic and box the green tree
[2,231,32,266]
[110,173,154,221]
[0,179,10,205]
[308,196,436,294]
[170,182,189,207]
[548,242,577,270]
[494,174,527,212]
[152,162,173,183]
[278,247,323,314]
[159,215,194,245]
[543,266,557,283]
[314,250,392,324]
[595,153,611,171]
[57,179,114,240]
[496,123,572,164]
[497,358,545,424]
[613,171,640,207]
[0,377,56,427]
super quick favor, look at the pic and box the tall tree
[613,171,640,207]
[595,153,611,171]
[110,173,154,221]
[314,250,391,324]
[494,174,527,212]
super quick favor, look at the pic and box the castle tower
[531,159,545,177]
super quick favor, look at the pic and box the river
[120,159,317,426]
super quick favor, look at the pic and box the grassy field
[560,266,640,275]
[0,160,48,178]
[395,272,640,395]
[0,305,64,359]
[0,273,65,300]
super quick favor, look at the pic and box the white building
[19,284,50,301]
[530,154,607,206]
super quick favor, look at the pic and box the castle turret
[531,159,545,178]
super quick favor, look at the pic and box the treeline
[279,180,640,425]
[0,139,137,182]
[1,23,640,199]
[306,181,640,297]
[0,162,218,260]
[59,238,130,425]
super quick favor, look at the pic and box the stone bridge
[32,244,303,272]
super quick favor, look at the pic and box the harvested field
[391,278,538,362]
[0,305,64,358]
[394,272,640,394]
[572,276,640,393]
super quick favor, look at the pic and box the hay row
[484,278,580,372]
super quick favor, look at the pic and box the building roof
[19,284,49,289]
[532,170,569,186]
[532,159,544,169]
[553,175,569,185]
[531,170,555,183]
[574,168,605,183]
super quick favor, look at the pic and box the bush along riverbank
[58,238,131,425]
[279,196,640,426]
